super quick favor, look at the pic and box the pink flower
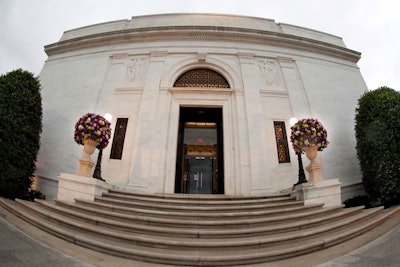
[74,113,112,149]
[290,118,329,153]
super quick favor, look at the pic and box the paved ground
[1,205,399,267]
[0,216,93,267]
[315,224,400,267]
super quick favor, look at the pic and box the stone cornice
[45,26,361,62]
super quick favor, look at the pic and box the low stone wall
[57,173,115,202]
[291,178,342,207]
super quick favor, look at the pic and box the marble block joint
[57,173,115,202]
[291,179,342,207]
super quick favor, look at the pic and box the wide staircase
[1,189,399,266]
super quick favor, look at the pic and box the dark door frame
[174,107,224,194]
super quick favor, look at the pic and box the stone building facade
[36,13,367,201]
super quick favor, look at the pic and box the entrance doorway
[175,107,224,194]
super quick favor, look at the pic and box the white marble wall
[35,14,368,199]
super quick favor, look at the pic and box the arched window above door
[174,68,230,88]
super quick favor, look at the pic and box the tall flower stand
[59,139,113,203]
[77,139,98,177]
[291,145,342,207]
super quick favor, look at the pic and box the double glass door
[186,156,215,194]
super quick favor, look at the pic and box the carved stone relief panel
[257,59,285,91]
[124,57,147,86]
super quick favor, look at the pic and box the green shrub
[0,69,43,200]
[355,86,400,206]
[26,189,45,201]
[343,195,371,208]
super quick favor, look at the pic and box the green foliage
[355,86,400,206]
[0,69,42,200]
[343,195,371,208]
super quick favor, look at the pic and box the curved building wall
[36,13,367,200]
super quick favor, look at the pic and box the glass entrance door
[186,157,214,194]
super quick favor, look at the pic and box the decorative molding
[277,56,295,68]
[159,88,170,94]
[235,91,245,96]
[170,87,232,95]
[111,53,129,59]
[238,53,254,64]
[259,90,288,98]
[197,52,207,62]
[115,87,144,94]
[111,53,128,64]
[150,51,168,62]
[277,56,294,64]
[45,27,361,62]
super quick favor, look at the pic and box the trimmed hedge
[0,69,42,200]
[355,86,400,206]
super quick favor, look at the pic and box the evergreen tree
[0,69,42,199]
[355,86,400,206]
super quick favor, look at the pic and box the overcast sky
[1,0,399,90]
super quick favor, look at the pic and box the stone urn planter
[82,139,98,160]
[74,113,112,178]
[304,144,318,162]
[77,139,99,177]
[304,144,323,183]
[290,118,329,184]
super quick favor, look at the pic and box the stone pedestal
[57,172,114,202]
[77,159,95,177]
[306,162,323,183]
[291,178,342,207]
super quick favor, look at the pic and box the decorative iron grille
[174,68,230,88]
[273,121,290,163]
[110,118,128,160]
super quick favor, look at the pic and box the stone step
[18,200,384,249]
[4,200,381,250]
[1,197,398,266]
[56,201,342,228]
[105,190,295,205]
[93,194,303,212]
[109,189,292,203]
[34,199,365,238]
[59,198,343,227]
[78,197,323,219]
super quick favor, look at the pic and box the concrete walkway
[317,224,400,267]
[315,224,400,267]
[1,205,399,267]
[0,216,93,267]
